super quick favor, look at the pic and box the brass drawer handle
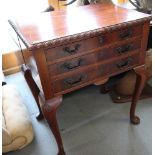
[64,74,86,86]
[119,30,132,39]
[116,44,133,54]
[63,44,81,54]
[63,59,83,70]
[117,57,133,68]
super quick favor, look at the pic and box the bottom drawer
[53,66,101,94]
[53,53,140,94]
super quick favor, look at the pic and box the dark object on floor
[2,72,7,86]
[100,72,127,94]
[2,81,6,86]
[109,49,152,103]
[110,83,152,103]
[43,5,55,12]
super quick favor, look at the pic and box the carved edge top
[8,16,151,50]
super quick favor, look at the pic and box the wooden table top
[9,3,151,48]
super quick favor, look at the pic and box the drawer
[110,24,142,42]
[97,39,141,61]
[53,66,104,94]
[45,25,142,62]
[45,35,109,62]
[98,53,140,77]
[48,39,141,77]
[48,53,96,76]
[53,53,140,94]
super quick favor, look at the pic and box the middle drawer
[48,39,141,77]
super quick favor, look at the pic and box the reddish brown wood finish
[139,22,150,65]
[21,64,43,120]
[33,48,54,100]
[53,52,140,94]
[44,24,142,62]
[48,39,141,77]
[130,65,146,124]
[45,36,141,65]
[9,4,150,47]
[40,95,65,155]
[9,3,151,155]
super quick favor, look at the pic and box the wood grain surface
[9,3,151,48]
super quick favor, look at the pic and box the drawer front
[99,53,140,77]
[53,66,102,93]
[48,39,141,77]
[48,53,96,76]
[111,24,142,42]
[45,36,107,62]
[53,53,140,94]
[45,25,142,62]
[97,39,141,61]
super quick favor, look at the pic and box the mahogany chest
[9,3,151,155]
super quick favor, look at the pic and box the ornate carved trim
[9,16,151,50]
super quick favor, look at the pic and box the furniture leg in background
[22,64,44,120]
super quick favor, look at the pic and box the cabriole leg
[42,96,65,155]
[130,66,146,125]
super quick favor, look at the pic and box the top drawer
[45,24,142,62]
